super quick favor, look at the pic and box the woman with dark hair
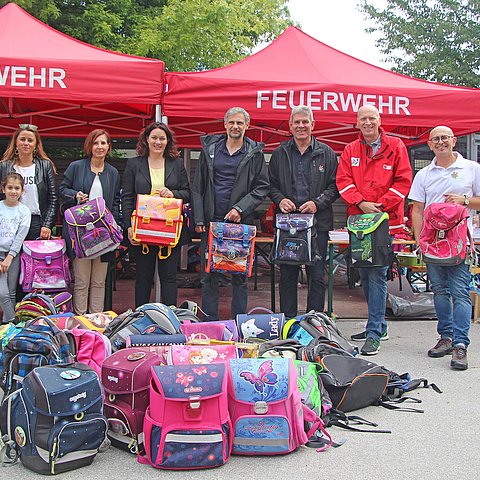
[0,124,58,240]
[122,122,190,307]
[59,129,121,314]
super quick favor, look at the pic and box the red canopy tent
[0,3,164,138]
[163,26,480,152]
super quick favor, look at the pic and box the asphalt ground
[6,316,480,480]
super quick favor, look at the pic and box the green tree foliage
[3,0,291,71]
[360,0,480,87]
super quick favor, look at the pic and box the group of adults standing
[0,106,476,371]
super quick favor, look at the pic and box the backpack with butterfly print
[228,358,330,455]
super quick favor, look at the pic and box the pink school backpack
[70,328,112,376]
[140,363,232,470]
[228,358,324,455]
[419,202,473,265]
[101,348,163,454]
[20,239,70,292]
[64,197,123,259]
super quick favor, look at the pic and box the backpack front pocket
[143,409,230,469]
[232,415,291,454]
[47,413,107,473]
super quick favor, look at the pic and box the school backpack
[139,363,232,469]
[51,311,117,332]
[228,358,325,455]
[131,195,184,259]
[15,291,73,322]
[347,212,393,267]
[206,222,256,276]
[70,329,112,376]
[236,307,285,341]
[0,316,75,397]
[103,303,182,351]
[1,363,107,474]
[282,311,358,356]
[64,197,123,259]
[19,239,70,292]
[319,354,389,412]
[101,348,163,454]
[272,212,319,264]
[419,202,473,265]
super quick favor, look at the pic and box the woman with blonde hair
[0,124,58,240]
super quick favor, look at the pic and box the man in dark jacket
[192,107,269,320]
[269,105,339,319]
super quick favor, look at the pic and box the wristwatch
[464,195,470,205]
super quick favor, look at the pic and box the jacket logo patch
[351,157,360,167]
[383,164,392,170]
[318,165,325,173]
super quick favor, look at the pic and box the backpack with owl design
[228,358,330,455]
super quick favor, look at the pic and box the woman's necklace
[90,161,104,175]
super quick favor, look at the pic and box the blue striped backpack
[0,317,75,397]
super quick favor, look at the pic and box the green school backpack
[294,360,332,420]
[347,212,393,267]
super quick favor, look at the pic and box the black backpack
[319,354,389,412]
[272,212,319,265]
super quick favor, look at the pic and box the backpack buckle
[253,401,268,414]
[186,396,202,418]
[86,222,94,231]
[188,395,201,410]
[438,230,445,239]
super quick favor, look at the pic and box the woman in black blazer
[60,129,121,314]
[122,122,190,307]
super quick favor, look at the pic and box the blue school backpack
[0,363,107,474]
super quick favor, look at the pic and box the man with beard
[192,107,269,320]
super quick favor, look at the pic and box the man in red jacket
[337,105,412,355]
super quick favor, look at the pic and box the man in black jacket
[192,107,269,320]
[269,105,339,318]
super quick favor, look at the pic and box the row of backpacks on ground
[0,301,441,474]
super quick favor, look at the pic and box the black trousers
[133,243,182,308]
[279,230,328,319]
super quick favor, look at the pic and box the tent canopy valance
[0,3,164,138]
[163,26,480,152]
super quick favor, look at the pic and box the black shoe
[427,338,453,358]
[351,328,389,342]
[450,345,468,370]
[360,337,381,356]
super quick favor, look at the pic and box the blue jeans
[358,266,388,341]
[200,233,248,321]
[427,262,471,347]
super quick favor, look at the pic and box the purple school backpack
[140,363,232,470]
[64,197,123,259]
[20,239,70,292]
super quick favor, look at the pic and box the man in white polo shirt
[409,125,480,370]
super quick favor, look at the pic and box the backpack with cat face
[236,307,285,341]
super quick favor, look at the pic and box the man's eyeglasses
[19,124,38,131]
[429,135,454,144]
